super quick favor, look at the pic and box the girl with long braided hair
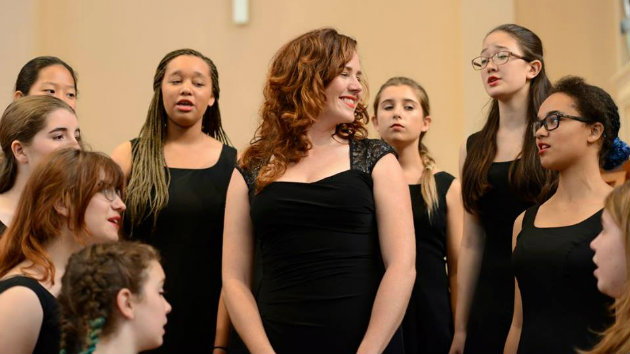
[372,77,463,354]
[58,241,171,354]
[0,148,126,354]
[111,48,235,354]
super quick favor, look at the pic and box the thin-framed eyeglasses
[532,111,592,137]
[100,186,122,202]
[471,51,529,70]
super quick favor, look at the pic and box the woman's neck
[553,155,611,204]
[391,139,425,183]
[165,119,205,144]
[41,227,83,296]
[497,89,530,130]
[93,329,137,354]
[306,120,341,147]
[0,168,30,219]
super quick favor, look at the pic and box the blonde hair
[373,77,438,219]
[582,180,630,354]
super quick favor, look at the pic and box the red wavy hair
[0,148,125,284]
[240,28,368,192]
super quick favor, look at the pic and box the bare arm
[222,170,275,354]
[445,178,464,323]
[449,142,486,354]
[110,141,133,179]
[0,286,44,353]
[357,154,416,354]
[212,291,231,354]
[504,213,525,354]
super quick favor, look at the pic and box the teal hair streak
[79,316,106,354]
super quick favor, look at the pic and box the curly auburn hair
[58,241,161,354]
[240,28,369,192]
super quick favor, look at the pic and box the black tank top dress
[126,140,237,354]
[512,206,613,354]
[403,171,455,354]
[238,138,404,354]
[464,132,534,353]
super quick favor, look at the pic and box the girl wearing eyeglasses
[450,24,556,354]
[0,148,126,354]
[505,77,628,354]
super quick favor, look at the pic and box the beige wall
[1,0,626,175]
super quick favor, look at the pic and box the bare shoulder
[0,285,44,352]
[110,141,133,178]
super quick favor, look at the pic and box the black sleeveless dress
[239,138,404,354]
[464,133,534,353]
[0,276,59,354]
[512,206,613,354]
[404,172,455,354]
[125,140,237,354]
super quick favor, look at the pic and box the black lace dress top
[239,138,403,354]
[126,140,237,354]
[464,132,535,353]
[0,276,60,354]
[404,171,455,354]
[512,206,613,354]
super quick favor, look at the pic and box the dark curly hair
[550,76,621,166]
[240,28,368,192]
[58,242,160,354]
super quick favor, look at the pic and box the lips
[487,76,500,86]
[390,123,404,130]
[340,95,358,109]
[108,216,121,228]
[537,142,550,155]
[176,99,194,112]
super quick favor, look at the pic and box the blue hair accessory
[603,137,630,170]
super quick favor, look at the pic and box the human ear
[207,95,216,108]
[371,114,380,130]
[10,140,28,164]
[587,122,605,143]
[421,115,432,132]
[13,91,25,101]
[116,288,135,320]
[53,198,69,217]
[526,60,542,80]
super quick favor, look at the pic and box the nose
[67,136,81,150]
[113,196,126,212]
[534,123,547,139]
[165,299,172,314]
[180,80,192,95]
[590,232,601,252]
[393,105,403,119]
[485,59,498,72]
[349,76,362,96]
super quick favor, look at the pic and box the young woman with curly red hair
[223,28,416,354]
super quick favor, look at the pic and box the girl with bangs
[0,148,126,354]
[223,28,415,354]
[111,49,235,354]
[372,77,463,354]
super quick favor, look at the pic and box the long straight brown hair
[462,24,556,215]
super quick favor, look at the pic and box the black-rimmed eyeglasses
[532,112,591,137]
[471,51,529,70]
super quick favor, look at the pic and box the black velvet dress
[403,171,455,354]
[464,133,535,353]
[125,140,237,354]
[239,138,404,354]
[0,276,59,354]
[512,206,613,354]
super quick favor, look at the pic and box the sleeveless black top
[0,276,59,354]
[512,206,613,354]
[239,138,403,354]
[0,220,6,235]
[464,132,535,353]
[404,171,455,354]
[126,140,237,354]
